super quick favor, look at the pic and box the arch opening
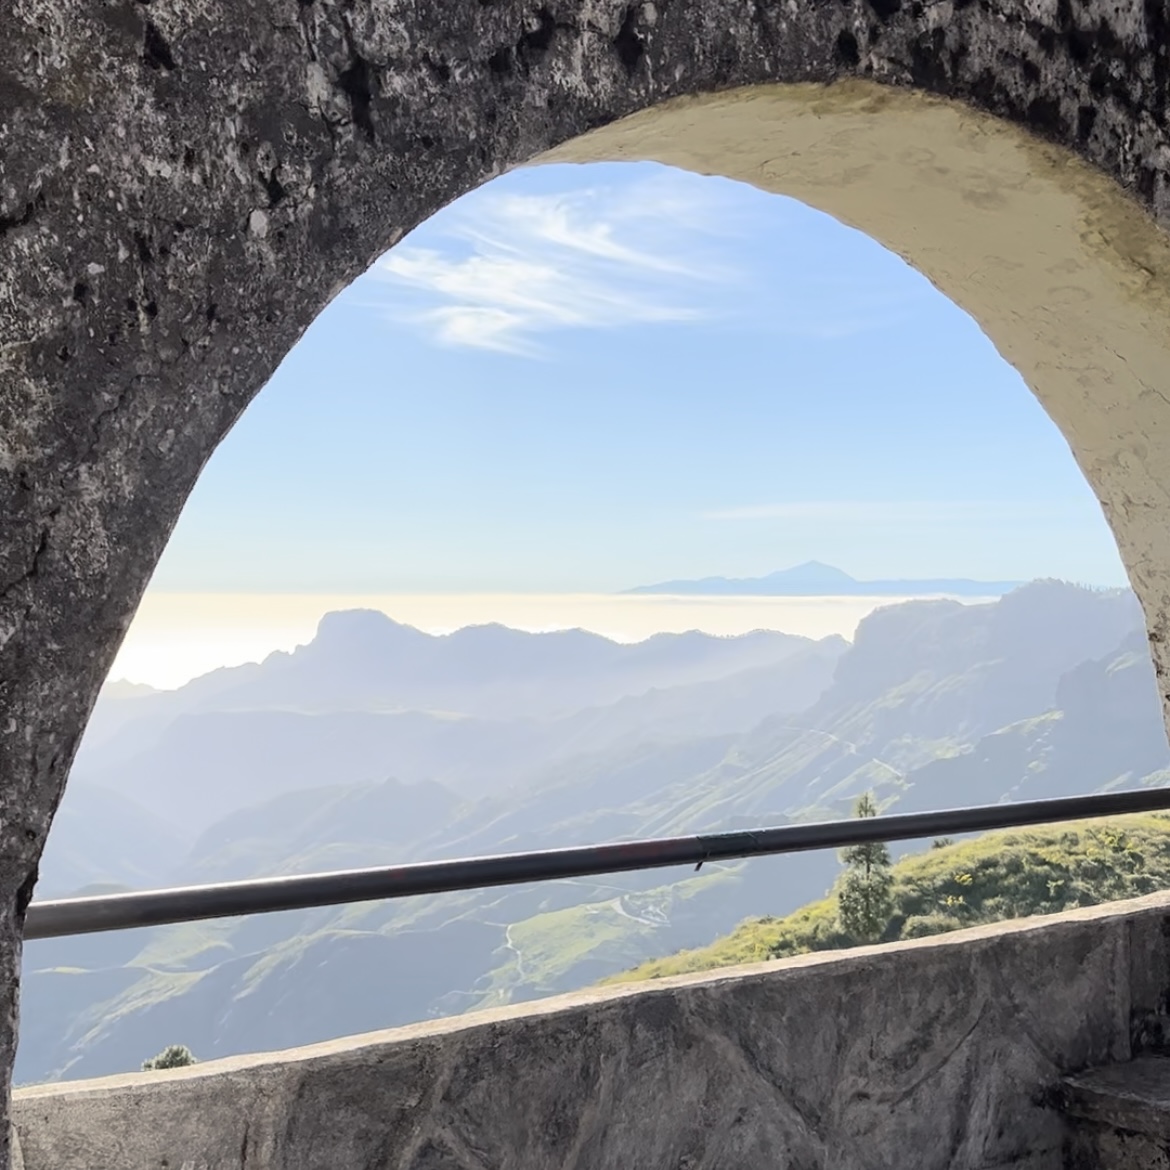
[5,0,1170,1151]
[20,89,1170,1081]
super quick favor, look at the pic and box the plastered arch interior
[539,82,1170,647]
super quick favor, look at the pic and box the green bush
[607,812,1170,984]
[142,1044,197,1071]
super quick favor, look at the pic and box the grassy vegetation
[471,866,747,1007]
[605,813,1170,984]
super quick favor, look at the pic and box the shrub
[142,1044,196,1071]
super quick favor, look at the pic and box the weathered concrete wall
[13,892,1170,1170]
[3,1,1170,1165]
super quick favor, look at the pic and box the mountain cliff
[18,582,1165,1086]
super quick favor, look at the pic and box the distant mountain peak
[100,679,159,700]
[313,608,419,640]
[762,562,857,585]
[625,564,1025,597]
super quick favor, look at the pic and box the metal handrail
[24,786,1170,940]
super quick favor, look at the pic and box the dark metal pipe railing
[24,786,1170,940]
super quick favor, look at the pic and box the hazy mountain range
[19,581,1165,1085]
[626,560,1023,596]
[67,615,837,833]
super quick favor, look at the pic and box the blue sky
[148,161,1127,595]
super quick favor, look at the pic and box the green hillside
[606,813,1170,983]
[21,583,1170,1085]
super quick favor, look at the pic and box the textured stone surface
[1061,1056,1170,1167]
[1063,1056,1170,1139]
[2,2,1170,1166]
[14,892,1170,1170]
[1065,1126,1170,1170]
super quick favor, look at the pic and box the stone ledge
[14,891,1170,1169]
[1061,1056,1170,1141]
[20,888,1170,1097]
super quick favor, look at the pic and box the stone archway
[1,0,1168,1160]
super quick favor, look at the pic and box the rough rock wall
[15,893,1170,1169]
[1,0,1169,1165]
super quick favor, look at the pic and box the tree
[142,1044,197,1071]
[836,792,894,943]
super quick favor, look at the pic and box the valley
[20,580,1166,1085]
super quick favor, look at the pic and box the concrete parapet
[14,891,1170,1169]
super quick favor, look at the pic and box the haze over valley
[23,579,1166,1085]
[108,560,1020,691]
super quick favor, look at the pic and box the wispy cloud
[368,174,737,355]
[702,500,1088,523]
[359,163,948,353]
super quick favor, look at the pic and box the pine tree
[836,792,894,943]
